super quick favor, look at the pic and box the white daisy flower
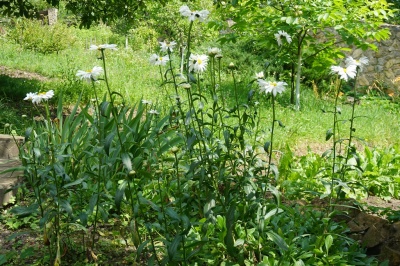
[330,65,357,81]
[76,66,103,83]
[255,71,265,79]
[149,54,170,66]
[148,109,159,115]
[207,47,222,57]
[258,79,287,96]
[142,99,153,105]
[189,54,208,73]
[159,41,177,53]
[25,90,54,104]
[179,5,209,22]
[24,92,37,101]
[274,30,292,46]
[89,44,118,51]
[345,56,369,71]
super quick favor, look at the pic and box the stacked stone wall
[348,24,400,92]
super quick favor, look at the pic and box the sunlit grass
[0,34,399,149]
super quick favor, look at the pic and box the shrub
[8,18,76,54]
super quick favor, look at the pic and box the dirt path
[0,66,50,81]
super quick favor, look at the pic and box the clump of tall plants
[7,4,382,266]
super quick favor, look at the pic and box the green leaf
[294,259,305,266]
[0,254,8,265]
[267,231,288,251]
[325,234,333,252]
[104,132,116,156]
[168,235,182,260]
[264,208,284,220]
[122,153,132,171]
[24,127,33,141]
[165,207,180,221]
[63,178,85,188]
[60,199,73,216]
[326,129,333,141]
[10,203,39,217]
[234,239,244,247]
[264,141,271,153]
[115,180,128,212]
[277,120,285,128]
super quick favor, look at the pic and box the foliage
[212,0,394,109]
[0,3,399,265]
[8,18,76,54]
[0,0,167,28]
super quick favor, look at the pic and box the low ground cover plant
[0,2,399,266]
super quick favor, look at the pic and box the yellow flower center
[271,82,277,87]
[159,57,163,61]
[343,68,347,73]
[197,59,202,64]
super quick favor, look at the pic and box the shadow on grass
[0,74,44,101]
[0,75,47,134]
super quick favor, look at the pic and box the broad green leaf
[264,141,271,153]
[104,132,116,156]
[122,153,132,171]
[115,180,128,212]
[63,178,85,188]
[165,207,180,221]
[10,203,39,217]
[325,234,333,252]
[267,231,289,251]
[326,129,333,141]
[60,199,73,216]
[168,235,182,260]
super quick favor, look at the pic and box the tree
[0,0,166,28]
[214,0,394,110]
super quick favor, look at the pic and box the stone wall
[348,24,400,92]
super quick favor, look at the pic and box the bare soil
[0,66,50,82]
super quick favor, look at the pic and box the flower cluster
[76,66,103,83]
[149,41,177,66]
[274,30,292,46]
[24,90,54,104]
[330,56,369,81]
[179,5,209,22]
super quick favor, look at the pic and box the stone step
[0,134,24,160]
[0,134,24,206]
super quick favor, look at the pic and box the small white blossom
[24,92,37,101]
[76,66,103,83]
[89,44,118,51]
[142,99,153,105]
[274,30,292,46]
[330,65,357,81]
[149,54,170,66]
[258,79,287,96]
[345,56,369,71]
[255,71,265,79]
[179,5,209,22]
[148,109,159,115]
[207,47,222,57]
[160,41,177,53]
[189,54,208,73]
[24,90,54,104]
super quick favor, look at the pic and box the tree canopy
[0,0,166,28]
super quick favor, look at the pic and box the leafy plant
[8,18,76,54]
